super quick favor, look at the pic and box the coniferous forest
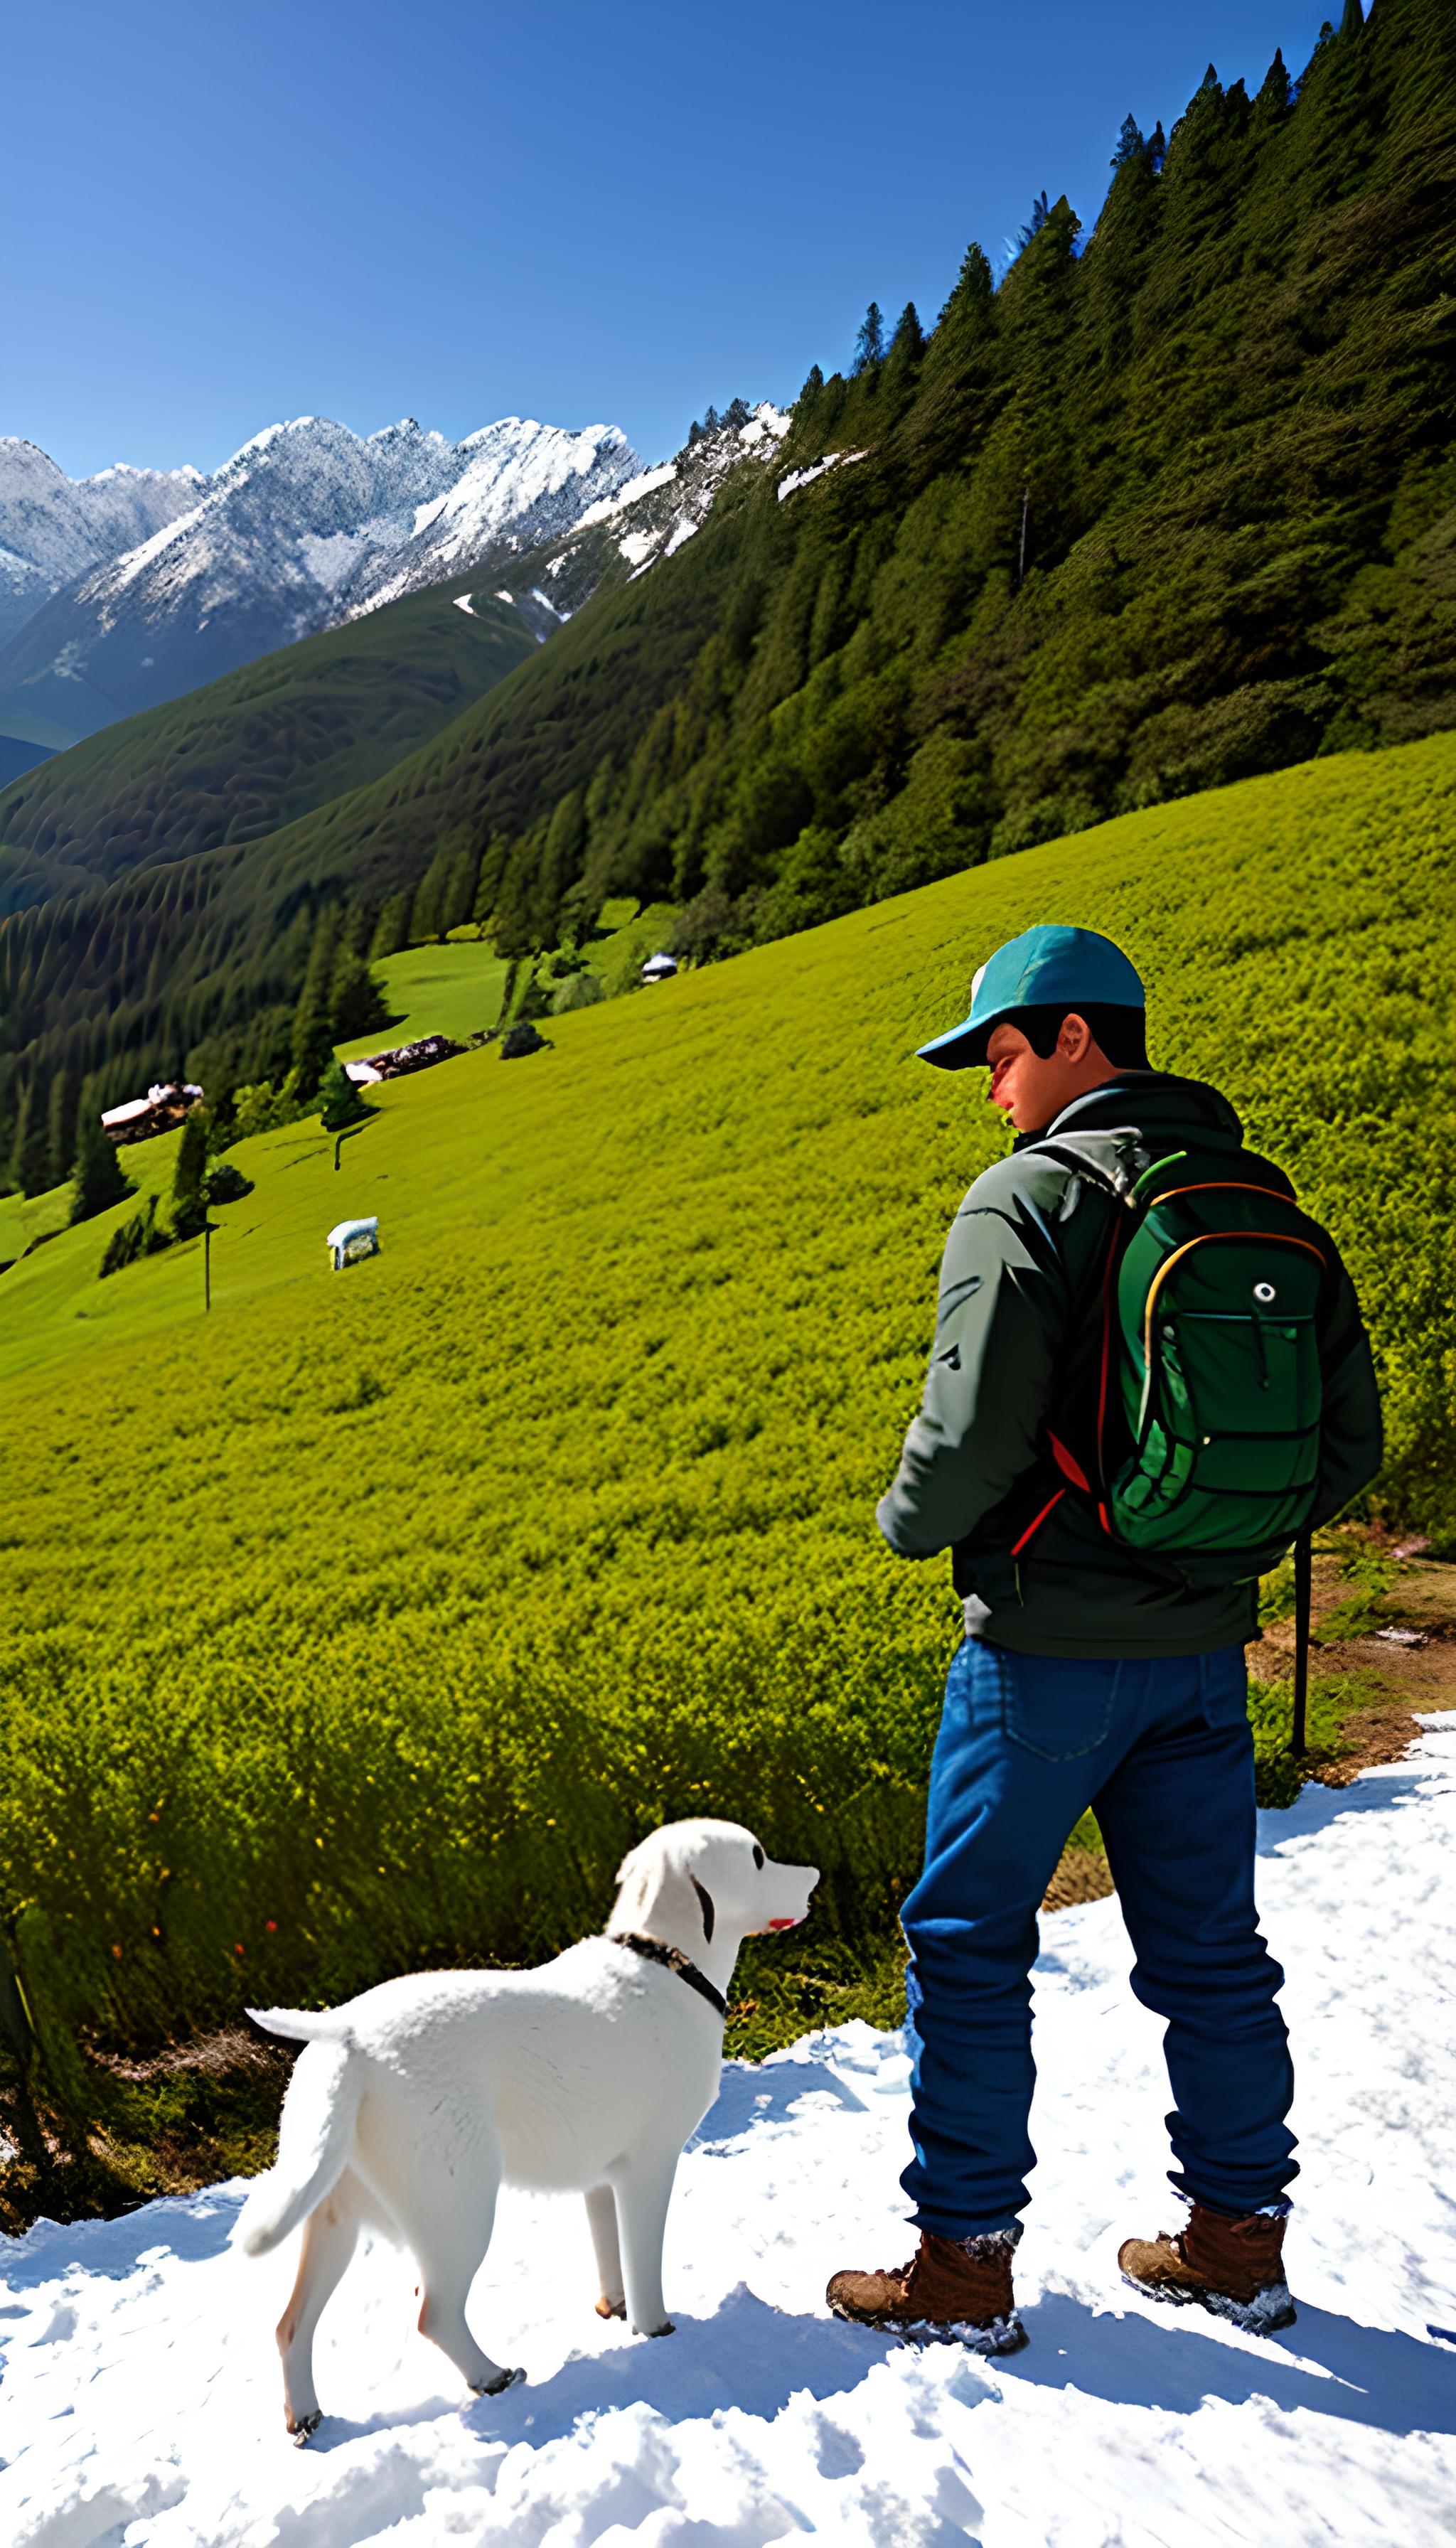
[0,0,1452,1169]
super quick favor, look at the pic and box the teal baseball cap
[917,924,1145,1070]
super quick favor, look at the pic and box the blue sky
[9,0,1337,481]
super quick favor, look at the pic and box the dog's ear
[690,1876,716,1943]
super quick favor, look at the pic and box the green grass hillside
[0,736,1450,2089]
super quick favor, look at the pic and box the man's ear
[1059,1012,1094,1064]
[690,1876,715,1943]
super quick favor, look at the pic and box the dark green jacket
[877,1074,1383,1657]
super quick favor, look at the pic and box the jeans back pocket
[1001,1649,1123,1762]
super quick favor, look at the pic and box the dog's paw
[471,2365,526,2397]
[595,2296,627,2320]
[287,2409,321,2446]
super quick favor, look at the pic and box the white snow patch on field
[1,1720,1452,2546]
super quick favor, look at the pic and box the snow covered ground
[3,1718,1453,2548]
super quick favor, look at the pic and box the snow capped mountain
[0,440,201,651]
[346,418,639,617]
[0,414,639,751]
[0,397,786,766]
[475,405,793,630]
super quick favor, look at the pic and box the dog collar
[607,1929,727,2020]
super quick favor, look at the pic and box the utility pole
[1017,487,1030,588]
[203,1221,215,1312]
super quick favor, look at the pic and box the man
[827,924,1382,2353]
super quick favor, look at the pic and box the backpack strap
[1025,1135,1149,1206]
[1022,1136,1158,1537]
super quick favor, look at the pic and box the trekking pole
[1290,1529,1312,1759]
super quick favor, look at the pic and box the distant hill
[0,579,533,899]
[1,0,1452,1156]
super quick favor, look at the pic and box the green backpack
[1037,1140,1332,1574]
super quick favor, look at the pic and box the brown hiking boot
[827,2228,1027,2354]
[1119,2202,1295,2334]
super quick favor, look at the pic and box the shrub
[552,972,604,1014]
[227,1074,309,1145]
[500,1022,550,1058]
[202,1161,254,1206]
[98,1195,170,1278]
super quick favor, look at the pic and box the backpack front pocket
[1115,1233,1324,1549]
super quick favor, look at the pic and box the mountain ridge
[0,440,203,665]
[0,412,638,751]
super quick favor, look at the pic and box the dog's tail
[232,2012,363,2259]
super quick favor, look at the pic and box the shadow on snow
[311,2282,1456,2456]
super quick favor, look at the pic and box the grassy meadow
[333,939,510,1061]
[1,735,1451,2114]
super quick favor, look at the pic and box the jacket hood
[1014,1071,1246,1153]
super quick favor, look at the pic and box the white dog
[234,1818,818,2436]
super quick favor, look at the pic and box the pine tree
[1111,113,1145,167]
[1251,50,1289,122]
[882,304,926,409]
[796,364,825,414]
[70,1111,131,1224]
[889,302,925,361]
[532,791,587,947]
[687,420,703,446]
[290,906,341,1097]
[1147,120,1167,168]
[317,1058,369,1133]
[852,303,885,374]
[722,396,750,429]
[329,944,389,1040]
[1339,0,1363,32]
[370,889,412,961]
[702,404,720,434]
[473,834,511,925]
[439,845,477,933]
[171,1106,208,1239]
[935,242,995,336]
[410,840,466,942]
[46,1070,77,1192]
[9,1081,50,1198]
[1012,192,1051,255]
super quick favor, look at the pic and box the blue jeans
[900,1638,1297,2237]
